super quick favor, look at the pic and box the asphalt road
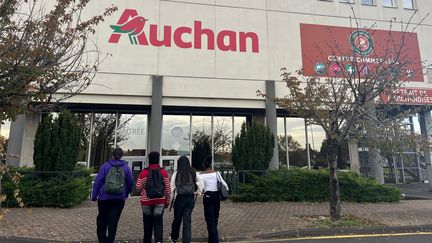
[238,233,432,243]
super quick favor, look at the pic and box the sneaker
[169,235,177,243]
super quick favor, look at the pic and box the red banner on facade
[300,23,424,82]
[381,88,432,105]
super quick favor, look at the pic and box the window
[361,0,374,5]
[403,0,414,9]
[427,68,432,83]
[383,0,397,7]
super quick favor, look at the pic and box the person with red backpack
[136,151,171,243]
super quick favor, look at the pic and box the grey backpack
[105,164,125,194]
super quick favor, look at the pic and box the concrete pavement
[1,197,432,242]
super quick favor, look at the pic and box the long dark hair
[176,156,196,185]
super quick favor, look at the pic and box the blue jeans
[142,204,165,243]
[170,195,195,243]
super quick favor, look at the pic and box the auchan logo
[108,9,260,53]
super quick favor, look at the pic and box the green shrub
[232,122,274,170]
[233,169,400,203]
[2,168,92,208]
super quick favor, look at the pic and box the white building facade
[5,0,432,183]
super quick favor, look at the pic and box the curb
[256,224,432,240]
[2,225,432,242]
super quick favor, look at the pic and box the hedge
[231,169,401,203]
[2,168,92,208]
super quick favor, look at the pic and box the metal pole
[284,116,290,169]
[86,112,94,169]
[392,155,399,184]
[400,153,406,184]
[305,119,311,169]
[189,113,192,158]
[211,115,214,170]
[114,112,119,147]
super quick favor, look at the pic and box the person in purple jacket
[91,147,134,243]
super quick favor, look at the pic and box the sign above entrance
[109,9,260,53]
[300,23,424,82]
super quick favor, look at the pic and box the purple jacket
[91,160,134,201]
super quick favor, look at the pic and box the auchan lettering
[109,9,260,53]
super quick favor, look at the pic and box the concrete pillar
[6,113,41,167]
[348,140,360,174]
[366,107,384,184]
[419,111,432,191]
[265,80,279,170]
[148,75,163,154]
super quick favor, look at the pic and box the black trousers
[203,191,220,243]
[97,199,125,243]
[171,195,195,243]
[142,204,165,243]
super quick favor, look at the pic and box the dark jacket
[91,160,134,201]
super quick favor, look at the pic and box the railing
[219,169,267,195]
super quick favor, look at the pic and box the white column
[348,140,360,173]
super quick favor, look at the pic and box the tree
[0,0,117,121]
[268,9,429,220]
[33,114,53,171]
[191,130,211,170]
[1,0,117,213]
[33,110,81,172]
[232,122,274,170]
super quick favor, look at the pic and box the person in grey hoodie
[91,147,134,243]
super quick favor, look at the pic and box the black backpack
[176,172,197,196]
[145,168,165,198]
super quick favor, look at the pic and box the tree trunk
[327,137,341,221]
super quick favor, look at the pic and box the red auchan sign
[108,9,260,53]
[300,23,423,82]
[382,88,432,105]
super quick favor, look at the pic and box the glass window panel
[74,113,92,165]
[361,0,374,5]
[162,115,191,156]
[116,114,148,156]
[412,114,421,135]
[308,124,327,169]
[403,0,414,8]
[233,116,246,137]
[277,117,288,168]
[286,118,307,167]
[213,116,233,169]
[191,115,212,170]
[90,113,117,172]
[383,0,396,7]
[0,120,11,139]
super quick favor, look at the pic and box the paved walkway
[1,197,432,242]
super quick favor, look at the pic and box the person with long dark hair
[169,155,204,243]
[200,156,228,243]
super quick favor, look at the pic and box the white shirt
[170,171,204,198]
[200,171,229,192]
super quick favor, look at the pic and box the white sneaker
[169,235,177,243]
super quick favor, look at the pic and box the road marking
[231,232,432,242]
[286,232,432,241]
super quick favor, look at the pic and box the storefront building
[4,0,432,182]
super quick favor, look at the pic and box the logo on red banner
[109,9,260,53]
